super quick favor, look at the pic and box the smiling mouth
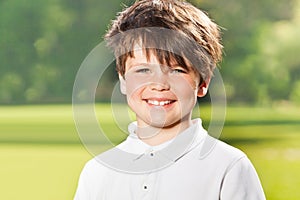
[146,99,175,106]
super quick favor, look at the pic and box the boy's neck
[135,118,193,146]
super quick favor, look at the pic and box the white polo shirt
[74,119,265,200]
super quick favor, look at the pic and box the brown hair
[105,0,223,81]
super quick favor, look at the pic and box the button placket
[141,172,154,193]
[138,170,161,200]
[149,151,154,157]
[143,184,149,191]
[142,148,156,159]
[139,149,159,198]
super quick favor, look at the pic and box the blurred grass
[221,105,300,200]
[0,104,300,199]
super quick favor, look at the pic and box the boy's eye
[171,68,187,74]
[135,68,150,73]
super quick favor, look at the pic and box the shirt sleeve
[73,159,107,200]
[73,162,91,200]
[220,156,266,200]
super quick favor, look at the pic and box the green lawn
[0,104,299,200]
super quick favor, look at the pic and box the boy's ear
[197,78,210,97]
[119,74,127,95]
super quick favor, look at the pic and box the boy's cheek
[123,79,146,96]
[169,77,198,91]
[125,75,152,89]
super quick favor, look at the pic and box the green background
[1,0,300,199]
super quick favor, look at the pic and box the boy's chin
[136,120,177,138]
[146,119,181,129]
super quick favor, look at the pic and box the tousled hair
[105,0,223,81]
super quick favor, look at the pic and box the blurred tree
[240,0,300,104]
[0,0,298,104]
[290,81,300,104]
[191,0,296,103]
[0,0,44,103]
[0,0,124,103]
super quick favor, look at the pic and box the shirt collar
[118,118,207,161]
[97,118,208,174]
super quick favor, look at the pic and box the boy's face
[119,49,209,129]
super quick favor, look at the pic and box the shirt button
[150,152,154,156]
[143,185,148,190]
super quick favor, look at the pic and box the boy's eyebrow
[126,63,192,74]
[127,62,152,68]
[128,62,184,68]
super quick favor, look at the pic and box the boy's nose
[149,75,170,91]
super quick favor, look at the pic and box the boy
[74,0,266,199]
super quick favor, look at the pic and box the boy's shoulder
[81,156,110,176]
[198,135,247,164]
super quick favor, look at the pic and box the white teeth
[147,100,172,106]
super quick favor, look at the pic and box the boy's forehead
[124,49,200,77]
[125,49,167,70]
[126,49,178,67]
[127,42,187,66]
[121,39,201,76]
